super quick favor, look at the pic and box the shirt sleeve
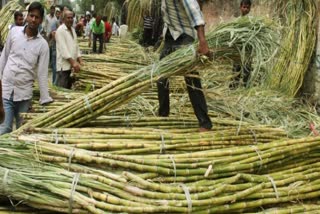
[182,0,205,28]
[37,42,53,104]
[0,30,13,80]
[74,29,81,58]
[56,28,72,60]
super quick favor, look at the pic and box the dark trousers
[143,28,153,46]
[230,63,252,88]
[93,33,104,53]
[56,70,73,89]
[50,42,57,85]
[157,32,212,129]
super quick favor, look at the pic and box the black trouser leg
[185,73,212,129]
[93,33,97,53]
[230,63,252,88]
[157,78,170,116]
[98,34,104,53]
[56,70,72,89]
[143,28,153,46]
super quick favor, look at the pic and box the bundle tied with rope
[16,16,279,131]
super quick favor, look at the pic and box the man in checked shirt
[0,2,53,134]
[157,0,212,132]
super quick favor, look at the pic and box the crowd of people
[0,0,131,135]
[0,0,253,135]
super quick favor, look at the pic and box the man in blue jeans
[0,2,53,134]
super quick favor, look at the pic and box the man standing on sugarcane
[158,0,212,132]
[0,1,52,134]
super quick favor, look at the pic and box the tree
[78,0,125,15]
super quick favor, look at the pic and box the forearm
[195,25,210,56]
[196,25,206,44]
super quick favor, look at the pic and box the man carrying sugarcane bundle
[157,0,212,132]
[230,0,252,88]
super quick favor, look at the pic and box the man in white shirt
[0,1,53,134]
[56,10,82,89]
[45,5,57,38]
[111,18,119,36]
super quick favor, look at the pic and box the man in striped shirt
[158,0,212,132]
[143,10,154,46]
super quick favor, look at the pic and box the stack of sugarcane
[205,87,320,137]
[75,39,154,90]
[17,16,279,131]
[22,122,286,155]
[1,133,320,213]
[265,0,316,96]
[0,0,23,43]
[20,87,84,122]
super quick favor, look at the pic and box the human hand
[198,40,214,61]
[51,31,56,40]
[72,62,81,72]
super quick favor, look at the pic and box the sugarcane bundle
[18,131,319,181]
[79,38,154,64]
[0,0,23,43]
[204,87,320,137]
[265,0,316,96]
[17,16,278,131]
[1,136,320,213]
[22,123,286,155]
[125,0,151,31]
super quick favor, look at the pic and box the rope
[68,148,76,171]
[190,45,197,58]
[250,129,257,144]
[125,115,131,128]
[150,63,158,87]
[236,108,244,135]
[63,135,67,144]
[267,175,279,199]
[52,129,59,144]
[83,96,93,113]
[160,133,166,154]
[204,164,213,177]
[91,82,95,91]
[251,145,263,172]
[180,184,192,213]
[69,173,80,214]
[169,155,177,183]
